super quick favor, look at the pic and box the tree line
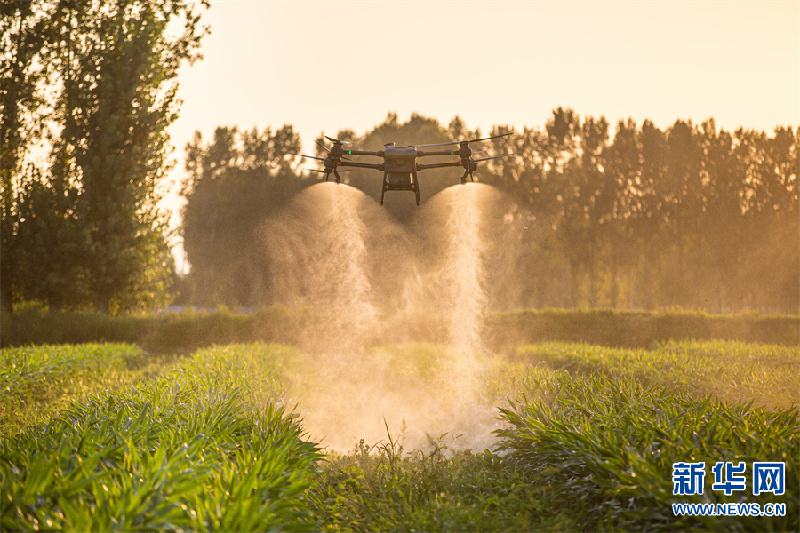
[2,1,795,314]
[1,0,207,313]
[485,109,797,312]
[181,111,797,314]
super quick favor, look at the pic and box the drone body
[285,133,518,205]
[383,144,421,204]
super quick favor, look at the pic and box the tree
[11,0,208,312]
[181,125,306,305]
[578,115,609,305]
[600,119,639,307]
[182,111,797,313]
[0,0,51,313]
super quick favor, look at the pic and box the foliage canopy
[1,0,208,313]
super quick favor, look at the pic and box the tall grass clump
[310,427,562,532]
[1,306,313,352]
[0,308,148,347]
[497,371,799,531]
[4,307,797,351]
[0,344,174,434]
[511,340,800,409]
[182,343,303,407]
[1,344,320,532]
[487,309,800,349]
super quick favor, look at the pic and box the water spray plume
[263,183,379,349]
[440,183,488,354]
[260,181,517,452]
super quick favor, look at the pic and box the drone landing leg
[333,169,342,184]
[460,169,469,185]
[412,168,420,205]
[380,170,388,205]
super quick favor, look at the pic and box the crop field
[2,339,797,531]
[5,1,799,531]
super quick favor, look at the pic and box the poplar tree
[9,0,208,312]
[0,0,50,313]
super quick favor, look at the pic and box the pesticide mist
[261,182,518,451]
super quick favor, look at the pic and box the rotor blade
[417,132,514,148]
[474,152,521,162]
[467,132,514,143]
[290,149,351,163]
[307,168,353,173]
[316,143,353,161]
[323,134,352,144]
[283,152,327,162]
[416,140,461,148]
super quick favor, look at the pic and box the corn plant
[0,344,173,434]
[511,340,800,409]
[1,344,320,532]
[497,370,799,531]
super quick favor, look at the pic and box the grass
[0,306,311,352]
[1,339,797,531]
[1,343,319,531]
[0,343,182,434]
[496,371,798,531]
[486,308,800,348]
[309,431,558,532]
[3,307,797,351]
[510,340,800,409]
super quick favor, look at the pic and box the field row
[3,307,798,350]
[1,341,797,531]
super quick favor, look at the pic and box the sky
[164,0,800,268]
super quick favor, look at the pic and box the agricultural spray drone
[283,133,519,205]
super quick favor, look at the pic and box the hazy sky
[164,0,799,265]
[170,0,799,147]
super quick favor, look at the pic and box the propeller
[316,135,355,163]
[417,131,514,148]
[466,132,514,144]
[284,151,351,164]
[459,151,520,184]
[323,134,352,145]
[283,152,327,162]
[417,140,461,148]
[316,139,351,154]
[474,152,520,162]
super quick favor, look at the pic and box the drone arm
[342,149,382,157]
[416,161,465,171]
[338,161,385,171]
[416,149,461,157]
